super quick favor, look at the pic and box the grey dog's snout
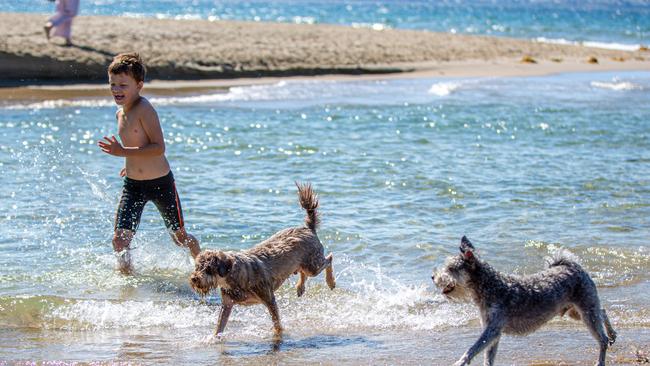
[190,275,200,284]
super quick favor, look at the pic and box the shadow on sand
[219,334,381,357]
[66,43,114,58]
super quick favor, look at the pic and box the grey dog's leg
[602,309,617,345]
[578,305,609,366]
[216,291,234,335]
[455,317,503,366]
[484,335,500,366]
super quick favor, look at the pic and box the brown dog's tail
[296,181,319,232]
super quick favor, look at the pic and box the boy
[98,53,200,274]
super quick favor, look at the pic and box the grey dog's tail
[546,249,582,269]
[296,182,319,232]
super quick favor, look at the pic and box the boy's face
[108,72,143,106]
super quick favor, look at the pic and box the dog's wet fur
[433,236,617,366]
[190,182,335,336]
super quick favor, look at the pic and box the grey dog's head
[432,236,477,300]
[189,250,233,296]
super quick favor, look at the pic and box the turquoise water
[4,0,649,49]
[1,71,649,363]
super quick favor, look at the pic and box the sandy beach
[1,12,649,92]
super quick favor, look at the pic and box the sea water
[3,0,649,50]
[1,71,649,364]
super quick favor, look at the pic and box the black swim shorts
[115,171,185,232]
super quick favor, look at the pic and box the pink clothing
[48,0,80,40]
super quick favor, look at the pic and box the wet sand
[1,12,649,93]
[1,326,648,365]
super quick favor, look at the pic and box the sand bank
[1,12,649,90]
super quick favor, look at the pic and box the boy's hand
[98,136,126,157]
[119,167,126,177]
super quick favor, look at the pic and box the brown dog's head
[189,250,233,296]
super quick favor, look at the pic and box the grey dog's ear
[217,255,233,277]
[460,236,475,261]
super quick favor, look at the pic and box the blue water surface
[3,0,648,47]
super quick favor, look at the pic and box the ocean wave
[590,80,643,91]
[3,98,115,110]
[533,37,642,51]
[524,240,650,287]
[1,81,336,110]
[2,79,434,110]
[0,258,476,333]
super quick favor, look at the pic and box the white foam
[4,98,114,110]
[428,82,462,96]
[534,37,642,51]
[590,80,643,91]
[36,258,476,333]
[351,22,390,31]
[49,299,212,330]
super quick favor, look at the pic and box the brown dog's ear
[203,254,219,276]
[217,254,233,277]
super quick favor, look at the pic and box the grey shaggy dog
[433,236,617,366]
[189,182,335,337]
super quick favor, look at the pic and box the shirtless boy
[98,53,200,274]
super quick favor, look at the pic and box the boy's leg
[114,179,145,274]
[113,229,135,274]
[152,172,201,259]
[171,228,201,259]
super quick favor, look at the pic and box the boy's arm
[98,105,165,157]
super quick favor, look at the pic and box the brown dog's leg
[257,289,282,335]
[325,253,336,290]
[296,271,307,297]
[305,254,336,290]
[267,297,283,335]
[216,290,234,335]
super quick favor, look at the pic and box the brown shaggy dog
[189,182,336,336]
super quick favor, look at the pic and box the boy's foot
[64,39,72,47]
[118,264,134,275]
[116,249,133,275]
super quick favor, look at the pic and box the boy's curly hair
[108,53,146,83]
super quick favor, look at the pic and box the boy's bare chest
[117,112,147,145]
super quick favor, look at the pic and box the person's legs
[43,22,53,40]
[114,179,146,274]
[151,172,201,259]
[171,228,201,259]
[112,229,135,274]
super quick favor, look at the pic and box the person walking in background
[44,0,80,46]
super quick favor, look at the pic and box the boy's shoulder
[130,97,158,118]
[135,96,155,112]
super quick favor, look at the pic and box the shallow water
[6,0,649,49]
[1,71,649,364]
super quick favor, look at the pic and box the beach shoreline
[1,12,649,95]
[3,60,649,102]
